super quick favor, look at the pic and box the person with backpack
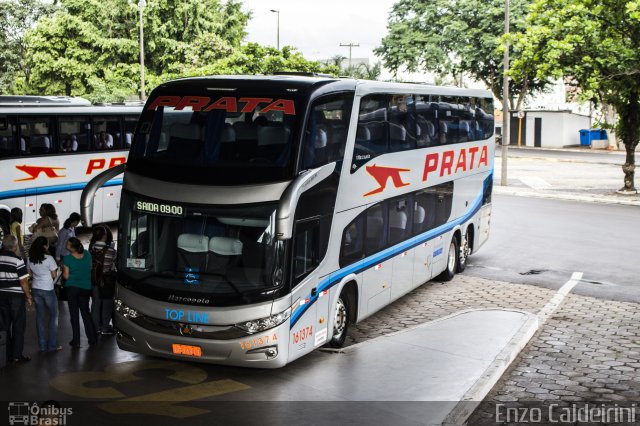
[62,237,96,347]
[27,236,61,352]
[89,225,116,335]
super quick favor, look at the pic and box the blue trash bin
[579,129,590,146]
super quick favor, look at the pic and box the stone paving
[468,292,640,424]
[345,275,555,346]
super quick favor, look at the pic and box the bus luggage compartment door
[412,239,432,288]
[362,259,392,317]
[391,248,414,302]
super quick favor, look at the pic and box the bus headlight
[114,298,140,319]
[236,307,291,334]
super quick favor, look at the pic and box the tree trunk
[618,90,639,194]
[65,83,71,97]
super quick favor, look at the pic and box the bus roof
[154,75,493,99]
[0,95,92,107]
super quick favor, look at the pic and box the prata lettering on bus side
[422,145,489,182]
[86,156,126,174]
[164,309,209,325]
[145,96,296,115]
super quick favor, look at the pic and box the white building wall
[523,111,590,148]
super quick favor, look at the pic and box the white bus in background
[0,96,141,238]
[83,75,495,368]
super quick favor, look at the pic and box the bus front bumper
[114,311,290,368]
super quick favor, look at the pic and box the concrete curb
[441,311,539,425]
[494,186,640,207]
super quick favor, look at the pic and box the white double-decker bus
[0,96,141,237]
[83,75,494,368]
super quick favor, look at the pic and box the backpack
[91,244,116,298]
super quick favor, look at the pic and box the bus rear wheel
[437,236,459,282]
[457,227,472,273]
[326,291,350,348]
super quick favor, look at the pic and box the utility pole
[138,0,146,101]
[501,0,510,186]
[270,9,280,50]
[339,42,360,68]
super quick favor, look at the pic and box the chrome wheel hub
[333,298,347,339]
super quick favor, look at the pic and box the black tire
[436,236,459,282]
[326,289,350,348]
[457,227,472,273]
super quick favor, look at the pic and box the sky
[240,0,397,63]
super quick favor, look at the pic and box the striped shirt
[0,250,29,293]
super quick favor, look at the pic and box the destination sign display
[134,200,185,217]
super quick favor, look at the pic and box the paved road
[495,146,627,165]
[466,194,640,303]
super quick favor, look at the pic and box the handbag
[53,271,67,301]
[33,217,58,246]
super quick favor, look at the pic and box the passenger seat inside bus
[207,237,243,275]
[30,135,51,154]
[256,126,290,162]
[176,233,209,272]
[389,206,408,242]
[233,121,258,159]
[168,123,203,159]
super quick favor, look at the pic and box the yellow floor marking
[97,379,251,418]
[49,360,209,399]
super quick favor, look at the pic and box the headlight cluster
[114,298,140,319]
[235,307,291,334]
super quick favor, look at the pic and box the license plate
[172,344,202,357]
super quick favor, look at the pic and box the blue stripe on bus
[0,179,123,200]
[290,173,491,327]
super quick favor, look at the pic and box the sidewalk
[493,155,640,206]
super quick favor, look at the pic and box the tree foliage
[512,0,640,192]
[375,0,548,109]
[3,0,336,102]
[0,0,53,92]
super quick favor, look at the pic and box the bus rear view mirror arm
[276,163,335,240]
[81,163,126,227]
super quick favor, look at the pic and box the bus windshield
[128,90,305,185]
[118,191,287,306]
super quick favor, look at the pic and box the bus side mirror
[276,163,335,240]
[80,163,126,227]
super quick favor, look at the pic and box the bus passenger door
[314,275,330,348]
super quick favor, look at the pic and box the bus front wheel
[326,291,350,348]
[437,237,459,282]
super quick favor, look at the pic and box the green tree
[0,0,53,92]
[512,0,640,192]
[375,0,547,109]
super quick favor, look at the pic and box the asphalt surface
[496,146,627,165]
[465,194,640,303]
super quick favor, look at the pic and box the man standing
[0,235,33,363]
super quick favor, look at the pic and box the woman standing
[9,207,24,258]
[62,237,97,347]
[29,203,60,258]
[89,225,117,335]
[56,212,82,264]
[27,236,62,352]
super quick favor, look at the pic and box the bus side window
[124,115,138,147]
[59,116,90,152]
[92,117,121,150]
[416,96,438,148]
[20,117,54,155]
[352,95,387,172]
[413,189,437,235]
[340,215,364,267]
[438,96,459,145]
[0,117,17,158]
[388,94,416,152]
[293,218,320,283]
[301,93,354,170]
[364,203,387,256]
[388,196,412,245]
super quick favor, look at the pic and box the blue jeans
[32,288,59,351]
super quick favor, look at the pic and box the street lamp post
[501,0,510,186]
[270,9,280,50]
[339,42,360,68]
[138,0,146,101]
